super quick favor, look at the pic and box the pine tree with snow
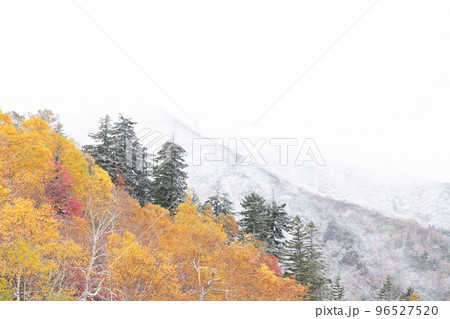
[282,216,329,300]
[84,114,151,205]
[331,275,345,301]
[83,115,115,174]
[111,115,153,204]
[238,193,270,241]
[133,145,152,205]
[204,182,234,216]
[110,115,138,182]
[281,216,308,282]
[265,200,289,256]
[399,286,416,301]
[378,275,397,301]
[149,140,188,210]
[303,220,330,300]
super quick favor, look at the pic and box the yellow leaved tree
[0,199,83,300]
[107,231,180,300]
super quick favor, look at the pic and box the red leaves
[260,254,283,275]
[45,160,84,219]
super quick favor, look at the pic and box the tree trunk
[16,275,21,301]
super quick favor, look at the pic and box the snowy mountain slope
[270,163,450,230]
[142,110,449,230]
[136,111,450,300]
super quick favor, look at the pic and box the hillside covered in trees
[0,110,309,301]
[0,110,443,301]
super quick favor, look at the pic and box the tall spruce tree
[110,115,138,183]
[303,220,329,300]
[149,140,188,210]
[133,144,152,205]
[204,182,234,216]
[282,217,329,300]
[282,216,308,282]
[110,115,152,204]
[265,200,289,256]
[238,193,269,242]
[378,275,397,301]
[331,275,345,301]
[83,115,115,174]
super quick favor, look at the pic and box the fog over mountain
[106,109,449,301]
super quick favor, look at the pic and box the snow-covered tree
[281,215,308,282]
[399,286,417,301]
[204,182,234,216]
[331,275,345,301]
[282,218,329,300]
[84,114,151,205]
[110,114,138,183]
[378,275,397,301]
[303,220,329,300]
[149,140,188,210]
[238,193,269,241]
[265,200,289,256]
[83,115,115,174]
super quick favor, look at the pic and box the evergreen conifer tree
[149,140,188,210]
[191,190,201,207]
[204,182,234,216]
[399,286,416,301]
[110,115,138,182]
[281,216,308,282]
[110,114,152,204]
[83,115,115,174]
[238,193,269,241]
[265,200,289,256]
[133,145,152,205]
[331,275,345,301]
[378,275,397,301]
[303,220,329,300]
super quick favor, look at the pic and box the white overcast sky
[1,0,449,182]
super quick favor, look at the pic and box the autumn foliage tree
[0,199,83,300]
[44,161,83,219]
[107,231,180,301]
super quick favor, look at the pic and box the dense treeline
[0,110,421,301]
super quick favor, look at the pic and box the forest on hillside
[0,110,421,301]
